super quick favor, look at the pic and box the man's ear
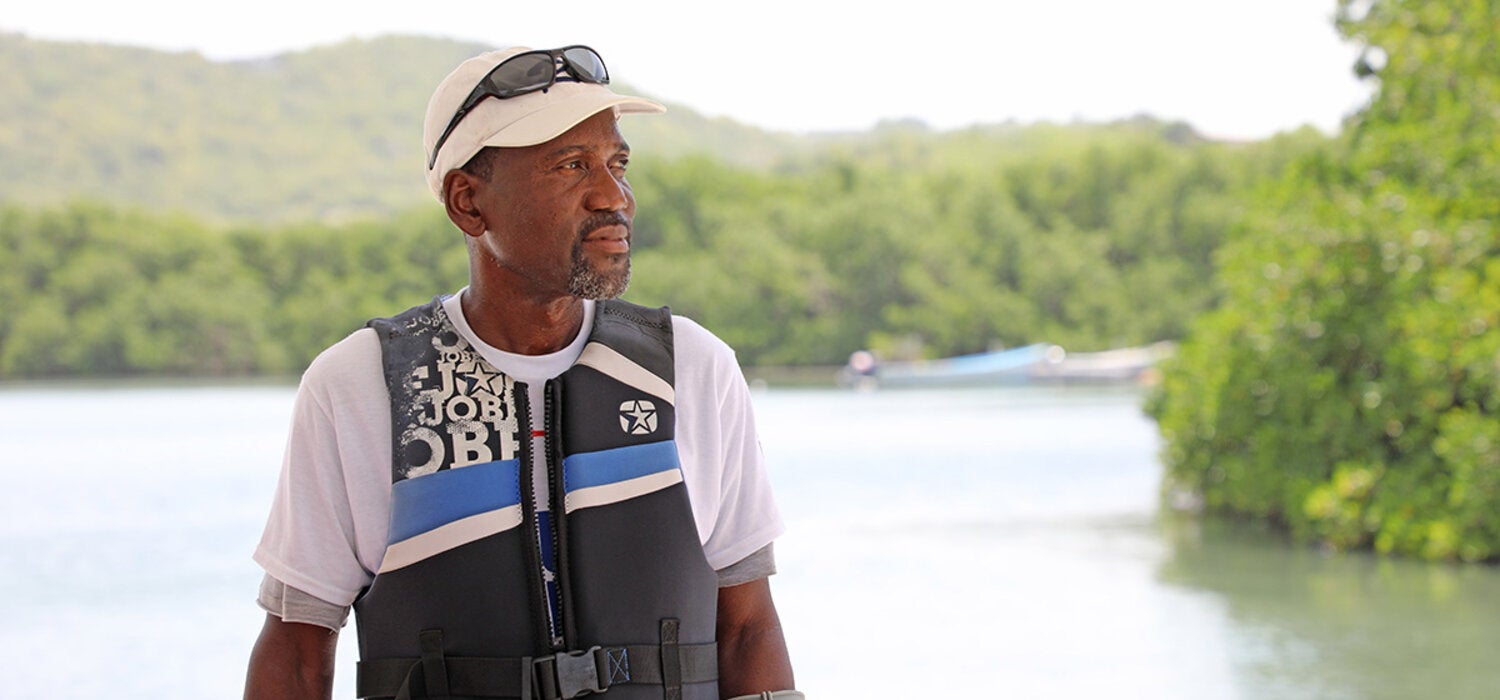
[443,169,487,238]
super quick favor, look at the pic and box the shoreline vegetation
[1147,0,1500,563]
[0,117,1309,378]
[3,0,1496,563]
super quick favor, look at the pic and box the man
[245,45,798,700]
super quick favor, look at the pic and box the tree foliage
[0,118,1318,377]
[1148,0,1500,561]
[629,123,1325,365]
[0,203,467,376]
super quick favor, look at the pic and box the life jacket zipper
[513,383,560,653]
[544,378,578,648]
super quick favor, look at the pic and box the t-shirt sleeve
[252,328,392,608]
[258,573,351,630]
[672,317,787,572]
[715,543,777,587]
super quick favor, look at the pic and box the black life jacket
[353,298,718,700]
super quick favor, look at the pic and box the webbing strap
[660,619,682,700]
[356,643,718,699]
[420,631,449,697]
[617,642,716,684]
[362,657,527,700]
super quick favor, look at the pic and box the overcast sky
[3,0,1374,139]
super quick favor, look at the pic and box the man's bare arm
[244,614,338,700]
[716,577,795,697]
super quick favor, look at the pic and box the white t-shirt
[254,295,784,608]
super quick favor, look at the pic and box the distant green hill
[2,32,1336,381]
[0,33,805,223]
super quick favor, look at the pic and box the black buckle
[534,647,610,699]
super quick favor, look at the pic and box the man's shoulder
[305,293,449,384]
[366,296,448,338]
[668,314,749,400]
[299,327,384,399]
[670,314,736,363]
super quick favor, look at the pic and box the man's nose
[584,166,631,212]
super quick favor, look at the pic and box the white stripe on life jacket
[576,341,676,405]
[378,504,524,573]
[565,468,682,514]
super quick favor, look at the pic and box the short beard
[568,247,631,300]
[568,211,633,299]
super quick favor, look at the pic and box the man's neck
[459,285,587,356]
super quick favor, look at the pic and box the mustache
[578,211,631,238]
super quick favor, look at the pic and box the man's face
[470,110,635,301]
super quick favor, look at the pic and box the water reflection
[1157,515,1500,699]
[5,383,1499,698]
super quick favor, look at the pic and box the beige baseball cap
[423,45,666,200]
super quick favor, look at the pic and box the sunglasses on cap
[427,45,611,170]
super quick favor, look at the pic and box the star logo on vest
[619,399,658,435]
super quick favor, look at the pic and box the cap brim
[481,91,666,149]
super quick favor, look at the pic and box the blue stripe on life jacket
[562,441,680,492]
[388,458,522,543]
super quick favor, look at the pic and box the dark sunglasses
[427,45,611,170]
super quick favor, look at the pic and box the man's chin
[569,266,631,300]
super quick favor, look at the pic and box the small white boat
[1026,342,1175,384]
[840,344,1055,388]
[839,342,1174,388]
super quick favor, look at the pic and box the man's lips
[579,211,632,253]
[583,225,630,252]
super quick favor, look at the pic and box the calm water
[2,383,1497,698]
